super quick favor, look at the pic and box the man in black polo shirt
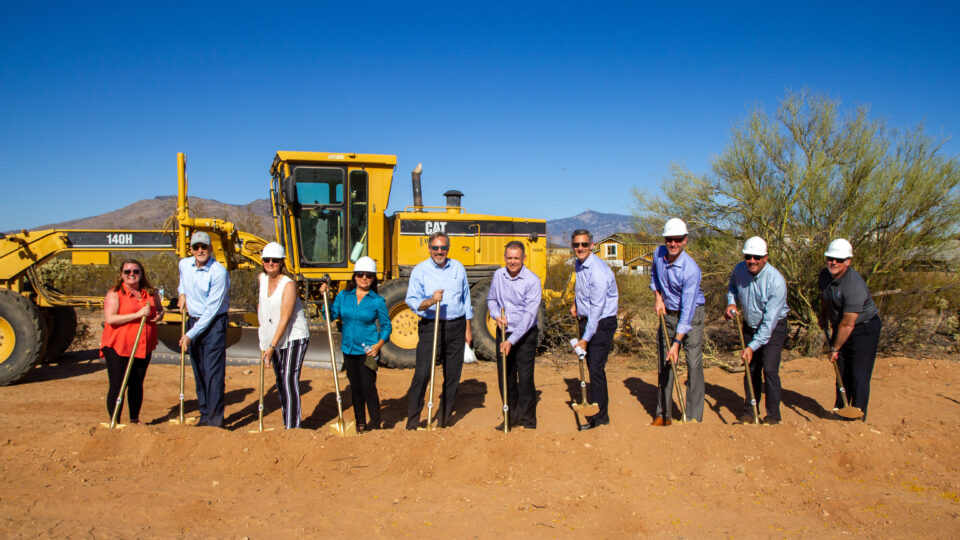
[817,238,881,420]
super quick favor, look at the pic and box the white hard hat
[261,242,285,260]
[824,238,853,259]
[354,256,377,273]
[662,218,689,237]
[742,236,768,256]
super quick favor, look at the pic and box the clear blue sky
[2,1,958,231]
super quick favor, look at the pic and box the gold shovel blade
[169,416,200,426]
[98,422,126,430]
[248,427,276,434]
[833,406,864,419]
[329,419,357,437]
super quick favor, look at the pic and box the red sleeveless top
[99,284,159,359]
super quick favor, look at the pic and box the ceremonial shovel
[734,310,760,425]
[169,314,198,426]
[569,315,597,412]
[499,308,509,433]
[824,330,864,419]
[248,352,274,433]
[321,287,355,436]
[102,315,147,430]
[420,308,442,431]
[658,313,687,424]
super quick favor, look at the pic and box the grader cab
[0,151,546,385]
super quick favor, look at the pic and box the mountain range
[26,198,635,244]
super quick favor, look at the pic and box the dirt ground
[1,343,959,538]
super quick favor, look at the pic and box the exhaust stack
[411,162,423,211]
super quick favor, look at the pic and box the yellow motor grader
[0,152,546,385]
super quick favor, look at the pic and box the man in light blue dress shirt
[404,231,473,429]
[177,231,230,428]
[487,241,542,429]
[570,229,619,431]
[725,236,790,425]
[650,218,706,425]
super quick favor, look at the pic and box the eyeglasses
[744,254,764,261]
[263,258,283,264]
[430,245,450,252]
[191,244,210,251]
[122,268,141,276]
[826,257,848,263]
[571,242,590,248]
[354,271,376,279]
[664,236,686,244]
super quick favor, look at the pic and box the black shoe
[356,423,367,433]
[578,418,610,431]
[737,413,758,424]
[762,416,780,425]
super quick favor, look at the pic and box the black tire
[470,278,498,362]
[0,289,44,385]
[378,278,418,369]
[42,306,78,362]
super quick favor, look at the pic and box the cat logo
[424,221,447,235]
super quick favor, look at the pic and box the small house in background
[593,233,659,275]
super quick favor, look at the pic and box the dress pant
[742,317,788,421]
[496,326,539,428]
[656,305,705,422]
[406,317,466,429]
[271,337,309,429]
[103,347,151,422]
[835,316,881,419]
[344,353,381,428]
[578,315,617,424]
[187,313,227,427]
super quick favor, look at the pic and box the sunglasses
[664,236,686,244]
[430,245,450,252]
[354,271,376,279]
[744,254,764,261]
[571,242,590,248]
[826,257,848,263]
[122,268,141,276]
[263,258,283,264]
[191,244,210,251]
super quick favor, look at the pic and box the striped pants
[270,338,309,429]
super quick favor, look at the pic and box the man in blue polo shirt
[650,218,706,425]
[725,236,789,425]
[404,231,473,429]
[177,231,230,428]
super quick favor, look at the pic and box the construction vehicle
[0,152,546,385]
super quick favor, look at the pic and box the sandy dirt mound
[1,351,959,538]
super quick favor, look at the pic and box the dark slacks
[742,317,788,421]
[496,326,539,428]
[835,316,881,418]
[406,317,466,429]
[344,353,381,428]
[187,313,227,427]
[578,315,617,424]
[103,346,151,422]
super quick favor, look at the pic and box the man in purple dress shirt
[487,241,543,429]
[569,229,619,431]
[650,218,706,425]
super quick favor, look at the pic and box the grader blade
[153,323,343,371]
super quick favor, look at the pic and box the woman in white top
[258,242,310,428]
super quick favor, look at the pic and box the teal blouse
[330,288,392,355]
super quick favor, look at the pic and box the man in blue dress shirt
[570,229,619,431]
[725,236,789,425]
[487,241,543,429]
[404,231,473,429]
[177,231,230,428]
[650,218,706,425]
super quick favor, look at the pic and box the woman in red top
[100,259,164,424]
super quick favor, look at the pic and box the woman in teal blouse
[325,256,392,431]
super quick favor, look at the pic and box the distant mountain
[546,210,637,246]
[30,196,274,238]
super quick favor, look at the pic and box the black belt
[420,315,465,323]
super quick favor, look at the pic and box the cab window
[295,167,344,264]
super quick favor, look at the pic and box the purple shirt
[574,253,619,342]
[649,245,705,335]
[486,265,542,345]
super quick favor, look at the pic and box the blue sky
[2,1,958,231]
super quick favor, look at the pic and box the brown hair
[111,259,153,294]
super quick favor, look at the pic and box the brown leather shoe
[650,416,673,427]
